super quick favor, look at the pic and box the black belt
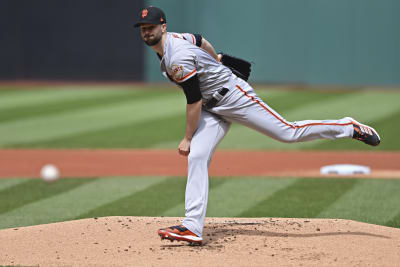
[204,88,229,109]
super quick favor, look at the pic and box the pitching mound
[0,217,399,266]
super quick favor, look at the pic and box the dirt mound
[0,217,399,266]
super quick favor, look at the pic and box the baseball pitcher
[134,6,381,246]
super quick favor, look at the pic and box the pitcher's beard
[144,36,161,46]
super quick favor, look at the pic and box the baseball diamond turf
[0,84,400,230]
[1,85,399,150]
[1,177,400,230]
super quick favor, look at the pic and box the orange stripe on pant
[235,85,352,129]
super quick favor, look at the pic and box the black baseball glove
[219,53,252,81]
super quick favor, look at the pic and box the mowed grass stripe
[317,179,400,225]
[0,178,30,191]
[0,87,133,110]
[207,177,298,217]
[278,91,400,122]
[161,178,228,217]
[0,89,150,123]
[18,113,185,148]
[0,92,185,146]
[219,91,400,149]
[0,178,94,215]
[0,177,163,230]
[256,89,355,115]
[76,177,191,219]
[239,178,359,218]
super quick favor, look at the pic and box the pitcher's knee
[272,128,298,143]
[188,148,211,165]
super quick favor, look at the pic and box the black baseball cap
[134,6,166,27]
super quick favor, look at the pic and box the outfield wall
[146,0,400,86]
[0,0,145,80]
[1,0,399,85]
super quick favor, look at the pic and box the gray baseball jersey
[158,31,355,238]
[160,32,233,101]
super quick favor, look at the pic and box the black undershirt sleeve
[193,34,203,47]
[179,74,202,104]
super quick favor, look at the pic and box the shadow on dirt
[157,220,391,250]
[201,221,390,246]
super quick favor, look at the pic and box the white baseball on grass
[40,164,60,182]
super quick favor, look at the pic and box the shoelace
[354,124,373,140]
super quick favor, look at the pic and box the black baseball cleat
[346,117,381,146]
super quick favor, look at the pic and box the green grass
[1,177,400,230]
[0,84,399,150]
[0,179,94,214]
[1,85,400,231]
[239,178,359,218]
[15,113,186,148]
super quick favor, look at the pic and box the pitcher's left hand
[178,138,191,156]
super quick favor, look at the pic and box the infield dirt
[0,216,399,266]
[1,149,400,266]
[1,149,400,178]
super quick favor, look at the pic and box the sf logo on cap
[142,9,148,18]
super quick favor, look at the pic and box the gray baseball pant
[182,77,354,237]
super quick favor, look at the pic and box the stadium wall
[0,0,145,81]
[1,0,399,85]
[146,0,400,86]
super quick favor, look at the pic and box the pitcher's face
[140,24,164,46]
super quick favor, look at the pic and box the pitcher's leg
[245,106,354,143]
[233,83,353,143]
[182,110,230,237]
